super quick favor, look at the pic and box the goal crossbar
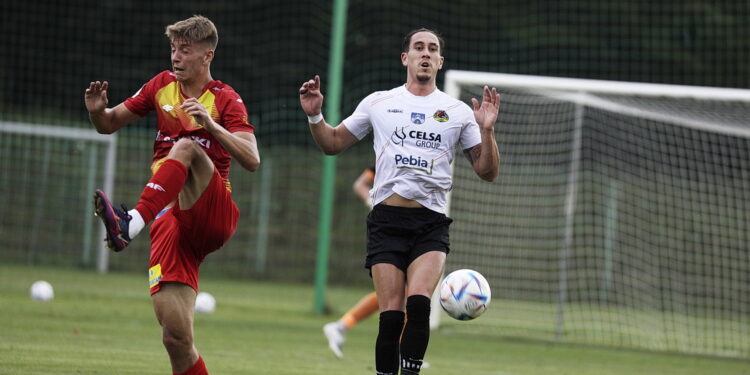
[446,71,750,138]
[445,70,750,101]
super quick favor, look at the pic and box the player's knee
[162,328,193,354]
[176,138,201,152]
[406,285,434,298]
[380,298,405,312]
[168,139,200,163]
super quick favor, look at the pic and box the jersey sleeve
[459,105,482,150]
[220,91,255,133]
[342,95,374,140]
[123,75,159,117]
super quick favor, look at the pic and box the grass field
[1,264,748,375]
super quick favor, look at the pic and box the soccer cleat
[323,321,346,359]
[93,189,132,252]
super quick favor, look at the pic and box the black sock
[375,310,405,375]
[400,295,431,374]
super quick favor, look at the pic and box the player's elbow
[237,151,260,172]
[311,138,340,155]
[319,142,342,155]
[322,148,340,156]
[245,158,260,172]
[479,172,496,182]
[93,126,115,135]
[477,166,499,182]
[90,121,114,134]
[89,111,121,134]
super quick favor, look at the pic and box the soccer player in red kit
[84,15,259,375]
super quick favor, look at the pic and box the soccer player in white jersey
[299,28,500,375]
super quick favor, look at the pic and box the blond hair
[165,15,218,50]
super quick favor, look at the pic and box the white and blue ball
[439,269,491,320]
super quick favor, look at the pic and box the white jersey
[343,85,482,213]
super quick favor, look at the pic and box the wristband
[307,113,324,124]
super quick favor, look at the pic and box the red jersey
[124,71,255,181]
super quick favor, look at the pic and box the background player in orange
[84,15,259,375]
[323,167,379,358]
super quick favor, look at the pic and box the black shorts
[365,204,453,272]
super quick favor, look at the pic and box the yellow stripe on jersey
[198,88,219,123]
[154,82,218,130]
[151,157,168,176]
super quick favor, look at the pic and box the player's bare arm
[85,81,139,134]
[465,85,501,181]
[353,169,375,203]
[299,75,358,155]
[180,98,260,172]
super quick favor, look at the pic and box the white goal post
[0,122,117,273]
[441,70,750,358]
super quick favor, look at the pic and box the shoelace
[118,204,132,220]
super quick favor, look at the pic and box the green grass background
[1,264,748,375]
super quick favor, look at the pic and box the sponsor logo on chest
[391,127,443,149]
[394,154,434,175]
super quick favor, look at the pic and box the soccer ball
[30,280,54,302]
[439,269,491,320]
[195,292,216,314]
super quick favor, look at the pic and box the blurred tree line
[1,0,748,139]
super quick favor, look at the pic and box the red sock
[174,356,208,375]
[134,158,188,223]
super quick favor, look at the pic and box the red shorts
[148,168,239,294]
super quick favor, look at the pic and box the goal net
[0,122,116,273]
[441,70,750,358]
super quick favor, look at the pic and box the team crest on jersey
[411,112,425,124]
[433,110,449,122]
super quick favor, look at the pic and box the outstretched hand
[471,86,501,131]
[85,81,109,114]
[299,75,324,116]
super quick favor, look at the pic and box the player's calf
[400,295,431,374]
